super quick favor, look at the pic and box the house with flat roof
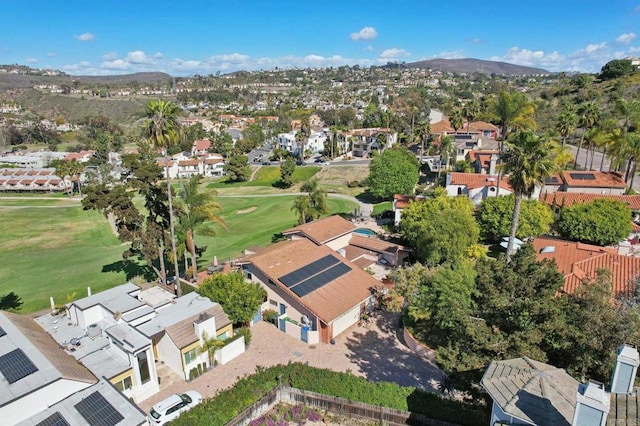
[36,283,240,402]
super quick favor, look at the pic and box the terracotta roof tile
[283,216,356,245]
[539,192,640,210]
[469,121,499,131]
[178,159,200,166]
[466,150,500,168]
[430,119,454,134]
[448,172,513,191]
[193,138,211,151]
[349,234,405,254]
[561,171,627,189]
[393,194,424,209]
[533,237,639,296]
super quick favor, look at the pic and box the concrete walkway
[139,311,442,413]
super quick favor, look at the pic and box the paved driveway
[139,311,442,413]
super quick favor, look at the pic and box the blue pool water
[354,228,377,236]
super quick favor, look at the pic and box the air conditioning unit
[86,323,102,339]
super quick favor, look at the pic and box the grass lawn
[207,166,320,189]
[0,198,131,313]
[372,201,392,216]
[0,194,358,313]
[194,195,358,267]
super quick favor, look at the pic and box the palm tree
[462,100,481,133]
[449,110,464,133]
[177,175,226,278]
[292,180,328,224]
[143,100,182,294]
[501,131,558,261]
[198,331,226,369]
[556,104,577,147]
[436,136,454,186]
[490,91,536,152]
[414,119,430,161]
[574,102,599,168]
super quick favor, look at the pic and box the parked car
[148,391,203,425]
[262,161,271,165]
[296,160,305,166]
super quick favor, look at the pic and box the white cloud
[25,58,38,63]
[364,45,374,52]
[434,50,465,59]
[125,50,155,64]
[47,52,57,58]
[350,26,378,41]
[379,48,410,61]
[74,32,94,41]
[101,59,132,70]
[466,38,484,45]
[102,52,117,60]
[304,54,325,62]
[616,32,637,44]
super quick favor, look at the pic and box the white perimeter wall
[216,336,245,365]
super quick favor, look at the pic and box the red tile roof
[193,138,211,152]
[539,192,640,210]
[430,119,454,134]
[178,159,200,166]
[349,234,405,254]
[393,194,424,209]
[533,237,640,296]
[561,171,627,189]
[283,215,356,245]
[204,158,223,165]
[448,172,513,191]
[469,121,499,131]
[466,150,500,168]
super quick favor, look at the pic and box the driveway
[139,311,443,413]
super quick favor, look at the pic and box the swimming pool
[354,228,377,236]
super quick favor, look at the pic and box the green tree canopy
[477,195,553,242]
[198,272,267,325]
[292,179,328,224]
[367,147,419,200]
[556,199,632,246]
[399,191,478,265]
[600,59,634,80]
[224,154,251,182]
[279,157,296,188]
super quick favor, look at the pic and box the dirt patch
[236,206,258,214]
[315,165,369,186]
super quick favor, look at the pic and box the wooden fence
[226,386,460,426]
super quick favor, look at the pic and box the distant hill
[396,58,551,76]
[0,71,172,90]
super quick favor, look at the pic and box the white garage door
[331,304,361,338]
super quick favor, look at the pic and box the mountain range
[396,58,551,75]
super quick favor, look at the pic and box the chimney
[572,381,610,426]
[489,154,498,175]
[611,344,639,394]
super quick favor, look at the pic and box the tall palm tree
[574,102,599,168]
[414,119,430,161]
[462,100,481,133]
[177,175,226,277]
[501,131,558,261]
[490,91,536,152]
[143,100,182,294]
[437,136,454,186]
[556,104,577,147]
[449,110,464,133]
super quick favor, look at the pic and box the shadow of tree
[355,189,379,204]
[271,233,287,243]
[101,260,154,281]
[272,180,290,189]
[342,311,442,392]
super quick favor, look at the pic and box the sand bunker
[236,206,257,214]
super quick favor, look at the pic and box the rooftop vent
[540,246,556,254]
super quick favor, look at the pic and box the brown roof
[561,171,627,189]
[204,158,223,165]
[448,172,513,191]
[466,150,500,168]
[430,119,454,134]
[178,159,200,166]
[20,179,33,184]
[283,215,356,245]
[469,121,499,131]
[27,170,39,176]
[540,192,640,210]
[4,311,97,384]
[165,305,232,349]
[533,237,640,296]
[193,138,211,151]
[7,179,18,185]
[34,179,48,185]
[157,159,175,167]
[247,239,376,324]
[349,234,405,254]
[393,194,425,209]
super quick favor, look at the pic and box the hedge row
[173,363,488,426]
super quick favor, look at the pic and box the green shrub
[173,363,487,426]
[229,326,251,346]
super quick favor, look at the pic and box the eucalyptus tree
[501,131,559,260]
[143,100,182,294]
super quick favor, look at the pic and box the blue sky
[0,0,638,76]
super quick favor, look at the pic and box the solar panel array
[569,172,596,180]
[278,254,352,297]
[0,348,38,384]
[36,412,70,426]
[279,255,340,287]
[0,326,5,337]
[74,391,124,426]
[290,263,352,297]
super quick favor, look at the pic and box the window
[269,299,278,307]
[184,347,198,365]
[113,375,133,391]
[217,330,229,341]
[137,351,151,385]
[246,272,253,280]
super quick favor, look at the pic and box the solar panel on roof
[0,326,6,337]
[291,263,352,297]
[278,255,341,287]
[569,172,596,180]
[36,412,71,426]
[0,348,38,384]
[74,391,124,426]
